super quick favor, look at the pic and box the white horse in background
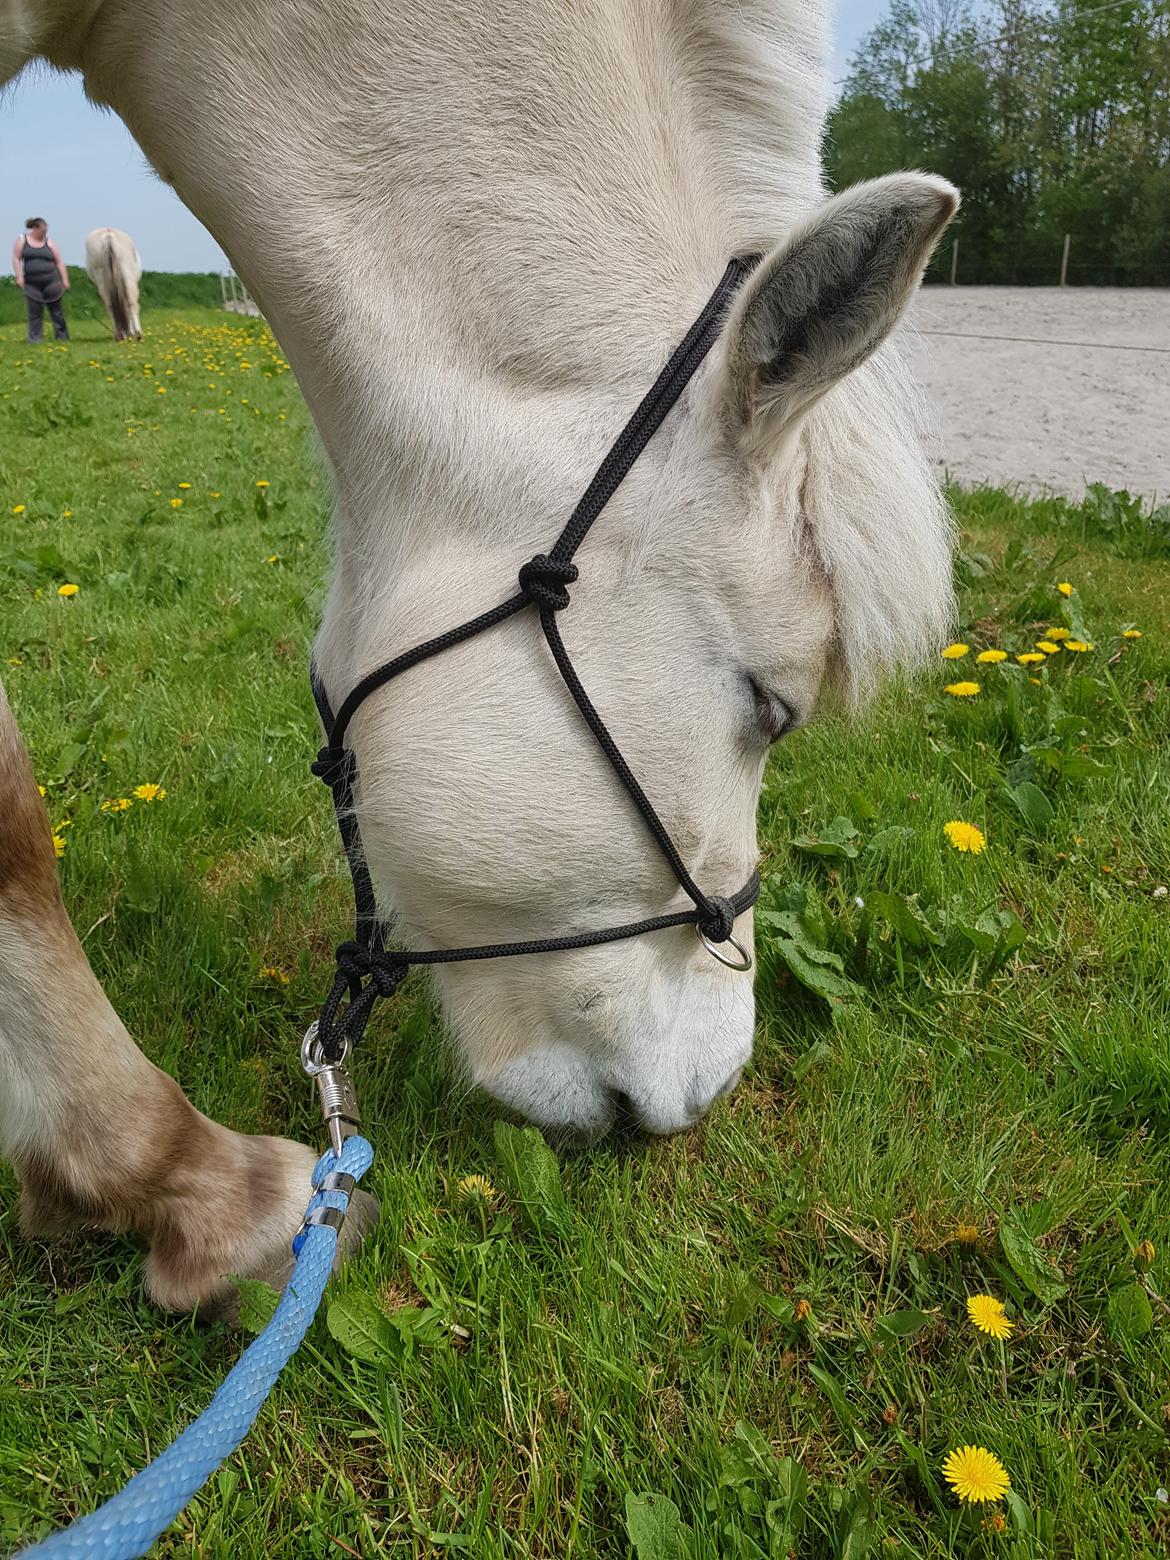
[84,226,143,340]
[0,0,957,1311]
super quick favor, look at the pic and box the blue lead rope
[22,1134,374,1560]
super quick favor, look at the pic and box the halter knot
[311,744,348,785]
[698,896,735,944]
[335,940,405,998]
[519,554,578,612]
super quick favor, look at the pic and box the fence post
[950,238,958,285]
[1060,233,1070,287]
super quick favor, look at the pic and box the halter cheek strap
[310,254,763,1064]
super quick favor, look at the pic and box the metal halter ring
[695,923,753,971]
[300,1021,351,1076]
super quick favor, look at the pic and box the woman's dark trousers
[24,283,69,343]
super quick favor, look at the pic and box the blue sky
[2,2,879,272]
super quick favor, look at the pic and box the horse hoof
[142,1135,379,1319]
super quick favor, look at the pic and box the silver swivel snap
[301,1021,361,1154]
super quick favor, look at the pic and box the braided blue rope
[21,1134,374,1560]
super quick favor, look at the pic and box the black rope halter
[310,255,763,1063]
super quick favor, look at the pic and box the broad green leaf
[773,937,861,1004]
[999,1210,1067,1304]
[874,1308,933,1339]
[1008,780,1055,833]
[866,890,942,949]
[1060,753,1110,780]
[791,816,859,860]
[1107,1282,1153,1343]
[326,1291,401,1364]
[837,1485,876,1560]
[624,1492,684,1560]
[492,1121,569,1238]
[864,825,914,860]
[233,1276,280,1334]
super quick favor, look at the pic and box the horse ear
[722,173,959,450]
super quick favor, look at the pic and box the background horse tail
[84,227,143,341]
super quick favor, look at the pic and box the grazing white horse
[0,0,956,1309]
[84,225,143,340]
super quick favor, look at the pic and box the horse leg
[0,679,376,1310]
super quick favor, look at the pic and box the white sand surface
[907,288,1170,502]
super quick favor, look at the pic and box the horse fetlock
[18,1084,377,1312]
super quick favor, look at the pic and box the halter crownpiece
[311,254,764,1063]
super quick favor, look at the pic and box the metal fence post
[950,238,958,285]
[1060,233,1071,287]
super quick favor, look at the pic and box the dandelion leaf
[624,1492,685,1560]
[1107,1282,1154,1344]
[791,815,859,860]
[758,911,862,1005]
[492,1121,569,1238]
[866,890,942,949]
[232,1276,280,1334]
[1008,781,1055,834]
[999,1210,1067,1304]
[326,1291,401,1364]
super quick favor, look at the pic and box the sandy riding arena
[910,287,1170,501]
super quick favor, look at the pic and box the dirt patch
[908,287,1169,502]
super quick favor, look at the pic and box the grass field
[1,311,1168,1558]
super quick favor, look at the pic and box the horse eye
[747,677,793,745]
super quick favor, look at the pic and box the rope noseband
[310,255,763,1064]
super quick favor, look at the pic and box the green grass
[1,312,1168,1558]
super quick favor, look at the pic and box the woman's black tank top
[21,238,59,289]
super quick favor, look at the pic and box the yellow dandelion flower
[942,1446,1010,1505]
[1029,677,1042,686]
[51,833,66,859]
[57,583,79,598]
[976,649,1007,664]
[967,1293,1014,1339]
[1122,629,1142,639]
[62,509,73,518]
[1017,652,1045,666]
[100,797,133,813]
[1064,640,1092,653]
[1036,641,1060,654]
[12,503,26,514]
[955,1221,980,1245]
[1057,582,1073,596]
[1046,626,1071,640]
[133,783,167,803]
[255,479,270,488]
[265,554,279,564]
[37,785,46,797]
[259,965,291,985]
[944,821,986,854]
[170,497,183,509]
[941,643,969,660]
[457,1174,497,1204]
[944,681,980,698]
[8,657,23,667]
[210,490,222,498]
[1134,1239,1155,1271]
[178,482,191,490]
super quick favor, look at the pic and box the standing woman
[11,217,70,343]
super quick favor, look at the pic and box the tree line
[826,0,1170,285]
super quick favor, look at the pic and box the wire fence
[924,234,1170,288]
